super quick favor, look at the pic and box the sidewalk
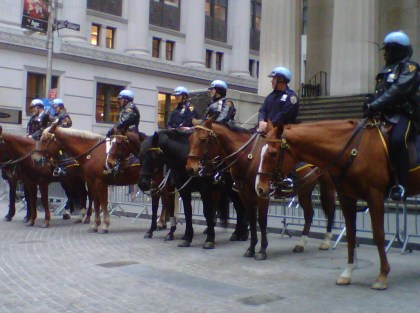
[0,200,419,313]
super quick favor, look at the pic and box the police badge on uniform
[409,64,416,73]
[126,108,133,113]
[290,96,298,104]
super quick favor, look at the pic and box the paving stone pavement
[0,201,419,313]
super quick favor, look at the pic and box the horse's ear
[152,131,159,147]
[50,121,59,132]
[204,116,214,128]
[275,122,284,138]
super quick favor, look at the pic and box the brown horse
[105,129,177,240]
[33,124,141,233]
[0,126,89,227]
[186,120,336,256]
[256,119,420,290]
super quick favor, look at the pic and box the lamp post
[45,0,58,99]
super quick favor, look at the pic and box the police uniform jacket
[166,101,195,129]
[27,111,50,140]
[205,97,236,122]
[258,87,299,124]
[53,109,72,128]
[370,57,420,124]
[116,102,140,132]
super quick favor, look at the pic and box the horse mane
[45,126,103,141]
[213,121,252,134]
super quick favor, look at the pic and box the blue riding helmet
[268,66,292,82]
[52,98,64,107]
[173,86,189,97]
[383,31,410,47]
[118,89,134,101]
[208,80,227,91]
[30,99,44,108]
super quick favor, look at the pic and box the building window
[250,0,261,51]
[216,52,223,71]
[205,0,227,42]
[149,0,180,31]
[166,40,175,61]
[157,92,178,129]
[26,72,58,115]
[205,49,213,68]
[87,0,122,16]
[105,27,116,49]
[91,23,100,46]
[152,37,161,58]
[95,83,124,124]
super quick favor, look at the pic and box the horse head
[138,132,165,192]
[32,122,60,165]
[186,117,219,177]
[255,120,297,198]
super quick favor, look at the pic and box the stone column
[258,0,301,95]
[183,0,206,68]
[229,0,251,77]
[125,0,150,56]
[60,0,87,43]
[329,0,378,95]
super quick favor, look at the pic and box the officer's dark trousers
[389,115,411,188]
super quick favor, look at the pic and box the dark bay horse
[186,120,336,257]
[33,124,142,233]
[0,126,88,227]
[255,119,420,290]
[138,129,248,249]
[105,130,177,240]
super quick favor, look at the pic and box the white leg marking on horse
[297,235,308,247]
[319,232,332,250]
[255,144,268,195]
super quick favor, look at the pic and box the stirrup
[53,167,66,177]
[280,177,294,193]
[389,185,406,202]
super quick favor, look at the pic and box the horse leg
[293,191,313,253]
[4,178,16,222]
[178,191,193,247]
[164,186,176,241]
[98,187,110,234]
[368,195,390,290]
[39,183,50,228]
[201,190,216,249]
[145,194,159,239]
[90,193,101,232]
[84,188,93,224]
[255,200,269,260]
[229,189,249,241]
[318,181,336,250]
[244,201,257,258]
[60,181,72,220]
[335,193,357,286]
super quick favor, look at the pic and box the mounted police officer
[167,86,197,130]
[106,89,140,137]
[205,80,236,122]
[51,98,72,177]
[257,66,299,133]
[26,99,50,140]
[363,31,420,201]
[258,66,300,193]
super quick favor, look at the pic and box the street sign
[65,21,80,31]
[53,20,80,31]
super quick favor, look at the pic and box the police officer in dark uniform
[51,98,72,177]
[258,66,300,193]
[167,86,197,130]
[205,80,236,122]
[106,89,140,137]
[257,66,299,133]
[26,99,50,140]
[363,31,420,201]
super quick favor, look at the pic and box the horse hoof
[203,242,215,249]
[144,232,153,239]
[74,217,83,224]
[4,216,12,222]
[319,243,330,250]
[178,240,191,247]
[293,245,304,253]
[40,223,49,228]
[336,277,351,286]
[83,218,91,224]
[26,221,35,227]
[371,281,388,290]
[243,249,255,258]
[63,214,71,220]
[23,217,29,223]
[99,228,109,234]
[254,251,267,261]
[165,234,174,241]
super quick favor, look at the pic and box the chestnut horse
[0,126,89,227]
[256,119,420,290]
[105,130,177,241]
[186,120,336,257]
[33,124,146,233]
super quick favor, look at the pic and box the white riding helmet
[173,86,189,97]
[118,89,134,101]
[30,99,44,108]
[208,80,227,91]
[52,98,64,107]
